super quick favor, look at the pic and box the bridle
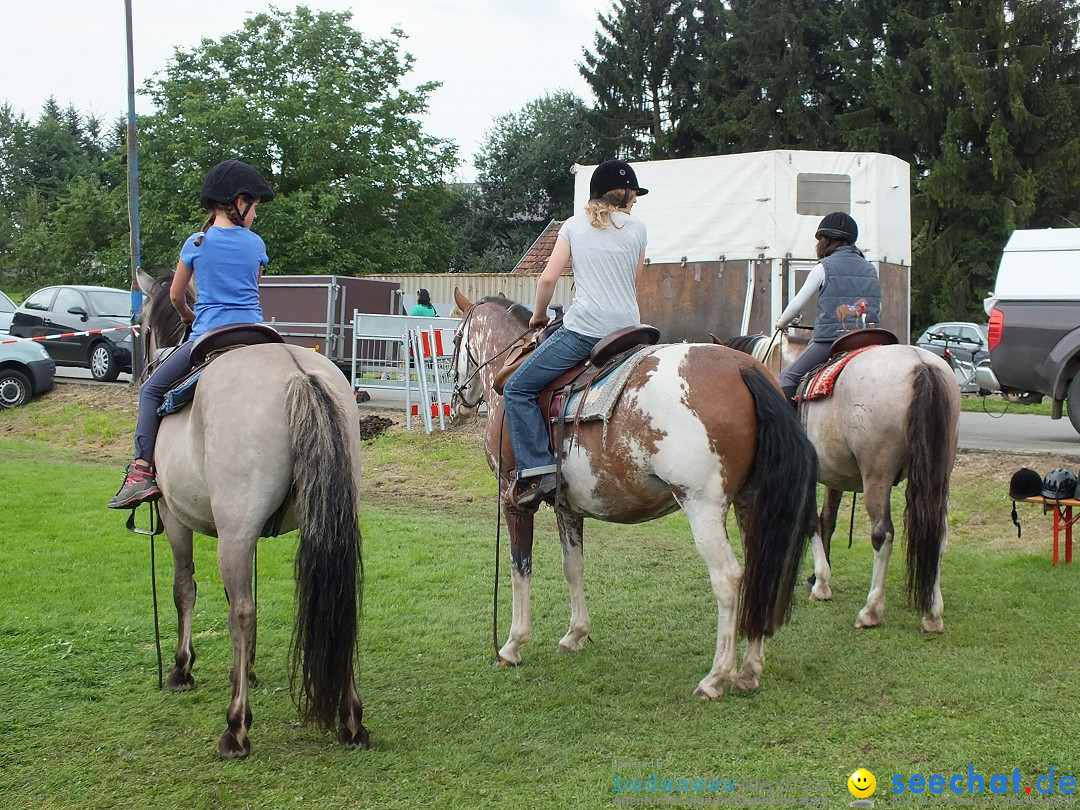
[449,300,535,411]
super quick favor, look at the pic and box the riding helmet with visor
[1041,467,1078,501]
[815,211,858,243]
[589,159,648,200]
[200,159,276,210]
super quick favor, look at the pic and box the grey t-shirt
[559,211,648,338]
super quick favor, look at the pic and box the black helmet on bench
[1041,467,1078,501]
[1009,467,1043,500]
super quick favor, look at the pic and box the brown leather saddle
[157,324,285,417]
[190,322,284,365]
[828,326,898,358]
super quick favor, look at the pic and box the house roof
[509,219,573,275]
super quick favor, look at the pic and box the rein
[450,302,534,410]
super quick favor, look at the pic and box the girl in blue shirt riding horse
[108,159,275,509]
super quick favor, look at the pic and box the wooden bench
[1019,496,1080,565]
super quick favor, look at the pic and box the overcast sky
[2,0,613,181]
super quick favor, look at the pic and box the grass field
[2,385,1079,809]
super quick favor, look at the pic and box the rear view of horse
[135,268,368,757]
[726,332,959,632]
[452,291,819,698]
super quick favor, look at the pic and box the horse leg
[855,479,894,629]
[216,535,258,758]
[161,506,197,691]
[686,497,742,700]
[497,509,535,666]
[809,488,842,602]
[921,522,947,634]
[555,511,590,653]
[337,668,370,749]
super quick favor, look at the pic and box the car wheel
[90,342,120,382]
[1068,376,1080,436]
[0,368,32,408]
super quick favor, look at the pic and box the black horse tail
[737,366,819,640]
[903,363,953,615]
[286,370,362,730]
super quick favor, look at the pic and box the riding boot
[781,385,799,410]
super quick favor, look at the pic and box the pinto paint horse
[451,290,819,698]
[724,330,960,632]
[134,268,368,757]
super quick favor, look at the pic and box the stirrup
[506,472,557,511]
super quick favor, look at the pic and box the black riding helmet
[200,159,275,210]
[815,211,858,243]
[589,159,649,200]
[1041,467,1078,501]
[1009,467,1043,500]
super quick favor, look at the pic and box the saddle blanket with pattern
[797,346,874,402]
[563,344,663,423]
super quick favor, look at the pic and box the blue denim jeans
[503,326,600,476]
[134,340,195,463]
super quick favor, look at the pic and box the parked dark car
[0,335,56,407]
[9,285,134,381]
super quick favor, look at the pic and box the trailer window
[796,173,851,216]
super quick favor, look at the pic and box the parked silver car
[0,335,56,407]
[915,321,991,394]
[0,290,16,334]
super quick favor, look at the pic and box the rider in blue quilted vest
[774,211,881,407]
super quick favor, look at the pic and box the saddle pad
[156,370,203,416]
[798,346,874,402]
[563,344,663,424]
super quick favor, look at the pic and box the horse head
[136,267,194,373]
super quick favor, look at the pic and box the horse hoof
[247,671,260,687]
[732,676,760,693]
[164,670,195,691]
[217,731,250,759]
[692,685,723,701]
[809,585,832,602]
[855,615,881,629]
[338,724,371,750]
[494,655,520,667]
[921,618,945,634]
[556,640,585,654]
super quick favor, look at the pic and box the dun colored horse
[451,291,819,697]
[135,268,368,757]
[724,331,959,631]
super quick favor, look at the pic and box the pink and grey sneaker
[108,463,162,509]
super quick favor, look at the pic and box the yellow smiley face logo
[848,768,877,798]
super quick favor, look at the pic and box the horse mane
[480,295,532,328]
[144,270,191,352]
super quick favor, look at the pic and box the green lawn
[1,411,1078,808]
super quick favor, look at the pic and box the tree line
[1,2,1078,329]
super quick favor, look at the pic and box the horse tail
[903,363,952,615]
[737,366,819,640]
[286,370,361,730]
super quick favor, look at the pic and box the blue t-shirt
[179,226,269,338]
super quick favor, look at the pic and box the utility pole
[125,0,144,382]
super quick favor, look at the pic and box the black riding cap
[815,211,858,242]
[200,160,276,209]
[590,159,648,199]
[1009,467,1043,500]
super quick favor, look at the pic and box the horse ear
[497,292,507,299]
[136,267,156,296]
[453,287,472,312]
[709,333,721,345]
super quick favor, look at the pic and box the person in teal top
[409,288,437,317]
[108,159,275,509]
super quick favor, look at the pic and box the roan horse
[723,330,960,632]
[451,290,819,698]
[135,267,368,757]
